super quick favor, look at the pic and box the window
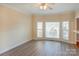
[62,21,69,40]
[37,22,43,37]
[36,21,69,40]
[45,22,60,38]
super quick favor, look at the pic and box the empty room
[0,3,79,56]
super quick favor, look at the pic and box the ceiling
[2,3,79,15]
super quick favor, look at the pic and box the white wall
[0,5,32,54]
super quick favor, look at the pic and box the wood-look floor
[0,40,79,56]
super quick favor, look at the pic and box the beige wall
[32,11,76,44]
[0,5,32,54]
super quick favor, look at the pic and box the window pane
[62,21,69,40]
[45,22,60,38]
[37,22,43,37]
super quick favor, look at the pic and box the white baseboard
[0,39,31,54]
[33,38,76,44]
